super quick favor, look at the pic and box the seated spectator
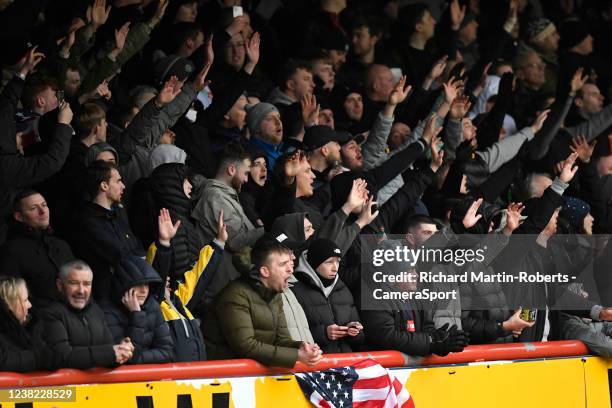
[101,255,174,364]
[71,161,146,300]
[0,190,74,307]
[43,260,134,369]
[204,238,322,367]
[192,143,264,253]
[292,239,365,353]
[0,276,51,372]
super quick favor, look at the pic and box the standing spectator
[71,161,145,300]
[192,143,264,253]
[521,18,560,94]
[244,102,283,172]
[292,239,365,353]
[0,48,74,245]
[0,190,74,307]
[204,238,323,367]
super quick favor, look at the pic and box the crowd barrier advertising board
[0,341,610,408]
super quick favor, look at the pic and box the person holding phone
[292,238,365,353]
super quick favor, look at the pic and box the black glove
[429,323,470,356]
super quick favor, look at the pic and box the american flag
[295,359,415,408]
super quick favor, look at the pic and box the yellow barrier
[0,341,610,407]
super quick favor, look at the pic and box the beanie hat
[559,20,590,50]
[85,142,119,167]
[153,54,195,86]
[245,102,279,137]
[561,196,590,229]
[526,18,556,44]
[307,238,342,270]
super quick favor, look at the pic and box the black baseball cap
[304,126,351,151]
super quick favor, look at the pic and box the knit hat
[307,238,342,270]
[559,20,590,50]
[560,196,590,229]
[85,142,119,167]
[526,18,556,44]
[245,102,279,137]
[153,54,195,85]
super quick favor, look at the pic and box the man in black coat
[360,296,469,357]
[43,260,134,369]
[70,160,147,301]
[0,49,74,245]
[0,190,74,307]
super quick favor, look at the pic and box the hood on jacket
[271,212,308,243]
[270,212,312,260]
[294,251,338,298]
[149,163,192,215]
[267,87,295,106]
[111,255,162,304]
[149,144,187,171]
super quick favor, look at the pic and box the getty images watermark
[358,233,607,311]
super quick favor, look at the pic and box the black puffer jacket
[70,202,146,301]
[0,299,51,372]
[130,163,205,278]
[360,299,433,356]
[291,252,364,353]
[43,300,117,369]
[0,224,74,306]
[101,255,174,364]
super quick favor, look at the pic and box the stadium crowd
[3,0,612,371]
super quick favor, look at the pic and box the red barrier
[0,341,590,388]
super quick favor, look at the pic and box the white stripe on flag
[353,388,393,401]
[355,364,388,379]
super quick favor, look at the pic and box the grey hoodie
[192,179,264,252]
[267,87,295,106]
